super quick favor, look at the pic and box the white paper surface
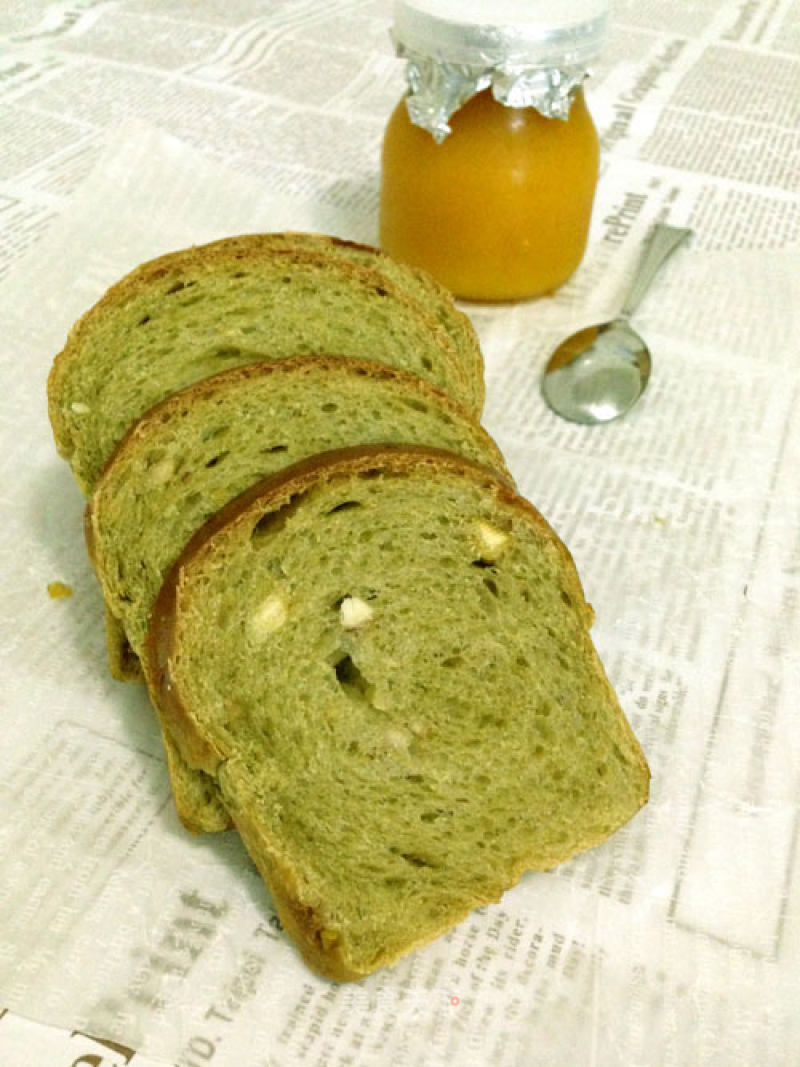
[1,2,799,1065]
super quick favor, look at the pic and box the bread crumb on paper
[47,581,73,599]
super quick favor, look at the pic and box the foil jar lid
[391,0,610,141]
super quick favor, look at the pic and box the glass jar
[379,0,609,303]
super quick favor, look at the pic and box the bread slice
[48,233,483,494]
[145,446,650,981]
[86,356,510,831]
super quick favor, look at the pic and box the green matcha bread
[88,357,507,668]
[86,356,510,831]
[234,232,485,395]
[48,233,484,494]
[145,446,650,981]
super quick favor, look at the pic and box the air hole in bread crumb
[335,655,357,684]
[401,853,432,868]
[263,443,288,454]
[215,346,242,359]
[483,577,499,597]
[333,654,372,700]
[250,498,301,544]
[205,451,229,468]
[421,356,434,371]
[328,500,362,515]
[137,314,151,326]
[166,279,196,295]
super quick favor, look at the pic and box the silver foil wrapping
[395,41,589,143]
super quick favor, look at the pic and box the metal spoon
[542,223,692,425]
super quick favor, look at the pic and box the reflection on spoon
[542,223,692,425]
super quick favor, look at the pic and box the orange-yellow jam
[379,87,600,303]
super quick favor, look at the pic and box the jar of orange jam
[379,0,609,303]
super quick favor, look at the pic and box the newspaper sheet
[1,1,799,1064]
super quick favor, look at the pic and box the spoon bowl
[542,319,652,425]
[542,224,691,425]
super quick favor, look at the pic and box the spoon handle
[619,223,692,320]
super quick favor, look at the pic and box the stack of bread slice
[48,232,649,981]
